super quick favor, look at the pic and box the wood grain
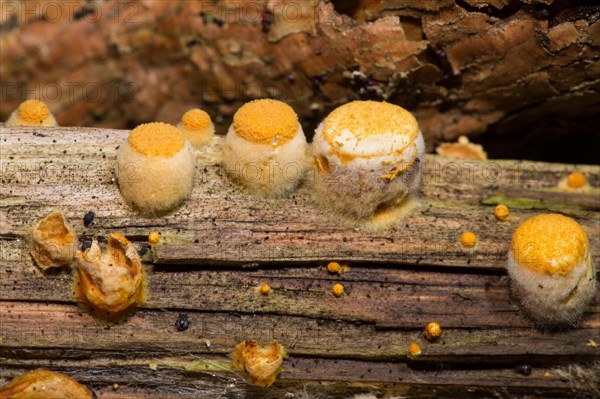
[1,125,599,398]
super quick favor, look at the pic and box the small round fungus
[460,231,477,249]
[148,231,160,245]
[177,108,215,148]
[567,172,587,189]
[507,214,596,327]
[0,369,95,399]
[74,232,146,321]
[312,101,425,230]
[409,342,422,357]
[6,99,58,127]
[116,122,195,216]
[232,340,287,387]
[222,99,309,197]
[30,211,77,270]
[259,284,271,295]
[327,261,341,274]
[494,204,509,221]
[424,322,442,341]
[332,283,345,297]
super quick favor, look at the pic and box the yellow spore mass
[321,101,419,163]
[128,122,185,157]
[181,109,212,130]
[18,99,50,123]
[511,214,588,276]
[232,99,298,146]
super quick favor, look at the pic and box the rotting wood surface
[0,126,599,398]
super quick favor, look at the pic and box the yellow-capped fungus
[327,261,341,274]
[259,284,271,295]
[507,214,596,326]
[222,99,309,197]
[6,99,57,127]
[567,172,587,189]
[424,322,442,341]
[177,108,214,148]
[494,204,509,221]
[435,135,487,160]
[460,231,477,250]
[116,122,195,216]
[409,342,422,357]
[232,340,287,387]
[311,101,424,230]
[74,232,146,321]
[29,211,77,270]
[0,369,94,399]
[332,283,345,297]
[148,231,160,245]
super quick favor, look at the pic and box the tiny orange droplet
[332,283,344,297]
[148,232,160,245]
[460,231,477,248]
[327,262,341,274]
[424,322,442,341]
[567,172,586,189]
[409,342,422,357]
[259,284,271,295]
[494,204,509,221]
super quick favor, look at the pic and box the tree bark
[1,0,599,162]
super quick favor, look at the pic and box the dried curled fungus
[0,369,94,399]
[232,340,287,387]
[74,232,145,320]
[29,211,77,270]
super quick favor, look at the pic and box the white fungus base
[222,126,309,197]
[507,250,596,327]
[311,124,425,226]
[6,110,57,127]
[116,140,195,216]
[176,123,215,148]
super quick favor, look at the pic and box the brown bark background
[1,0,599,162]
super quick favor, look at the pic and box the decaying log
[1,0,599,162]
[0,125,599,398]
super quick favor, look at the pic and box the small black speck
[176,313,190,331]
[516,364,532,376]
[83,211,95,227]
[82,241,92,250]
[138,246,149,256]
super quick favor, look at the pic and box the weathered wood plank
[1,255,599,329]
[2,362,597,399]
[1,126,599,270]
[1,126,599,397]
[1,302,599,397]
[1,302,598,363]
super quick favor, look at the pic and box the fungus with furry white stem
[507,214,596,327]
[6,99,57,127]
[312,101,424,230]
[116,122,195,216]
[222,99,309,197]
[176,108,215,148]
